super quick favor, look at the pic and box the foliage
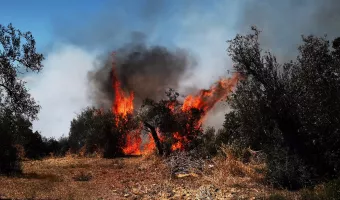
[68,107,138,158]
[222,26,340,189]
[0,23,44,121]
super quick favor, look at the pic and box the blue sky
[1,0,109,51]
[1,0,238,52]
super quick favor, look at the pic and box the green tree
[0,23,43,174]
[223,27,340,189]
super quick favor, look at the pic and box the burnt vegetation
[1,22,340,197]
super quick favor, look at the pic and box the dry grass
[0,153,301,199]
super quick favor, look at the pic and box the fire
[169,73,240,151]
[111,59,134,117]
[122,130,142,155]
[110,51,239,155]
[171,132,188,151]
[142,130,165,154]
[142,134,156,154]
[182,74,240,112]
[111,52,142,155]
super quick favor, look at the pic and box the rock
[124,193,130,197]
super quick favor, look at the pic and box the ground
[0,155,298,200]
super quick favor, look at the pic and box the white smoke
[27,44,100,138]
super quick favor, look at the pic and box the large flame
[111,53,141,155]
[182,74,240,113]
[169,73,240,151]
[110,52,239,155]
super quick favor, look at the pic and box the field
[0,155,298,200]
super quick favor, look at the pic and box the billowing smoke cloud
[87,34,196,109]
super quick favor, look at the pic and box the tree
[223,26,340,189]
[0,23,43,174]
[140,89,204,156]
[0,23,44,120]
[69,107,138,157]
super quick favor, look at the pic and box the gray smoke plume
[87,33,196,109]
[236,0,340,61]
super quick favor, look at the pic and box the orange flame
[111,57,134,117]
[122,131,142,155]
[169,73,240,151]
[171,132,188,151]
[182,74,240,113]
[111,52,142,155]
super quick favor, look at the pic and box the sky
[2,0,338,138]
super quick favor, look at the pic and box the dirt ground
[0,155,298,200]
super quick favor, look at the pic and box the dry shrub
[221,145,257,177]
[78,145,87,157]
[203,145,266,187]
[166,151,204,178]
[64,149,73,158]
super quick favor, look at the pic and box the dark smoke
[236,0,340,61]
[88,33,196,109]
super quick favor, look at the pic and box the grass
[0,154,305,199]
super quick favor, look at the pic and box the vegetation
[220,26,340,189]
[68,107,138,157]
[0,23,43,174]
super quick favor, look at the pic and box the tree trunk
[144,121,163,156]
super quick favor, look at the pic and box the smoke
[28,44,100,138]
[87,34,196,109]
[235,0,340,61]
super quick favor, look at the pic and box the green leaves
[0,23,44,121]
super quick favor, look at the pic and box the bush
[0,110,22,174]
[69,107,138,157]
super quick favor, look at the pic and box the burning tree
[139,73,240,156]
[73,50,239,158]
[140,89,204,156]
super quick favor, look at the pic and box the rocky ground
[0,155,298,200]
